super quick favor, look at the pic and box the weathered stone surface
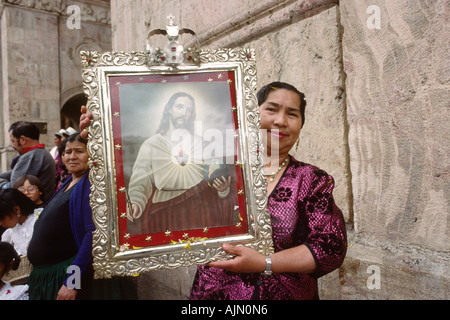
[332,0,450,300]
[341,0,449,251]
[136,267,197,300]
[320,235,450,300]
[0,6,60,169]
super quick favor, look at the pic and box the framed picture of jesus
[81,48,273,278]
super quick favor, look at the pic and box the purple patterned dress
[189,157,347,300]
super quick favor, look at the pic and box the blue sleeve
[64,172,95,287]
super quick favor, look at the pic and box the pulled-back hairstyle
[65,131,85,146]
[0,188,36,221]
[0,242,21,271]
[256,81,307,127]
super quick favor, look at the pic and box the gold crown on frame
[145,14,201,67]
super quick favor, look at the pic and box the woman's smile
[269,129,288,139]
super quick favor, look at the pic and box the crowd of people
[0,123,137,299]
[0,81,347,300]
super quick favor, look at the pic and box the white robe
[128,133,205,215]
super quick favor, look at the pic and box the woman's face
[18,179,42,204]
[53,135,61,146]
[259,88,302,158]
[64,140,89,178]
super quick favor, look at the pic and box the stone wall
[335,0,449,299]
[110,0,449,300]
[342,0,449,251]
[0,0,111,171]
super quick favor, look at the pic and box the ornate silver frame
[81,49,273,278]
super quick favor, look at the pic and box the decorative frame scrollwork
[81,48,273,278]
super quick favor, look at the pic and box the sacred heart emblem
[175,147,189,166]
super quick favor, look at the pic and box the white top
[1,212,38,256]
[0,282,29,300]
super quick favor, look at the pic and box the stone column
[0,4,60,171]
[0,0,111,171]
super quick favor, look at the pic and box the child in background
[13,175,46,216]
[0,242,28,300]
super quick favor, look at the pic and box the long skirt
[27,256,75,300]
[28,257,137,300]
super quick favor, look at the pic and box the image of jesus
[127,92,238,234]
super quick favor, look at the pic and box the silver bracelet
[263,255,272,277]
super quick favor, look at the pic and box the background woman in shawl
[27,133,136,300]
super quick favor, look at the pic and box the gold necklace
[264,157,289,182]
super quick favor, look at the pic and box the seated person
[0,242,29,300]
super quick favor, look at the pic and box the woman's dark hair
[12,175,46,202]
[57,138,68,159]
[65,132,85,145]
[156,92,196,135]
[257,81,307,127]
[0,242,21,271]
[0,188,36,221]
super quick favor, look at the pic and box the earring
[295,138,300,152]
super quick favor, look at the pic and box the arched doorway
[61,93,87,130]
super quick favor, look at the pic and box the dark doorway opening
[61,93,87,130]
